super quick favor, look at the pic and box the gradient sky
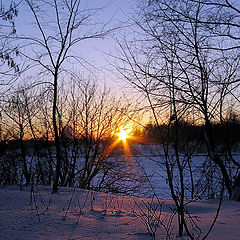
[15,0,138,92]
[77,0,138,90]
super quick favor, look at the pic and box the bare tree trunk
[19,123,30,185]
[231,174,240,201]
[52,73,61,193]
[204,115,232,198]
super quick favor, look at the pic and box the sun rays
[100,126,148,166]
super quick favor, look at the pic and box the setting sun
[117,129,129,141]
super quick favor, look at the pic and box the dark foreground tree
[117,0,240,200]
[18,0,113,193]
[115,0,240,237]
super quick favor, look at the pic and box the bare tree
[65,77,136,193]
[114,0,240,237]
[116,0,240,199]
[17,0,113,193]
[1,87,33,185]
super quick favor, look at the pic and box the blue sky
[15,0,137,91]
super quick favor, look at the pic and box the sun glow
[117,129,129,141]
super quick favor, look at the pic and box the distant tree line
[145,112,240,150]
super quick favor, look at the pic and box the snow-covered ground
[1,185,240,240]
[129,144,240,199]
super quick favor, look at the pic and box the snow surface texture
[0,186,240,239]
